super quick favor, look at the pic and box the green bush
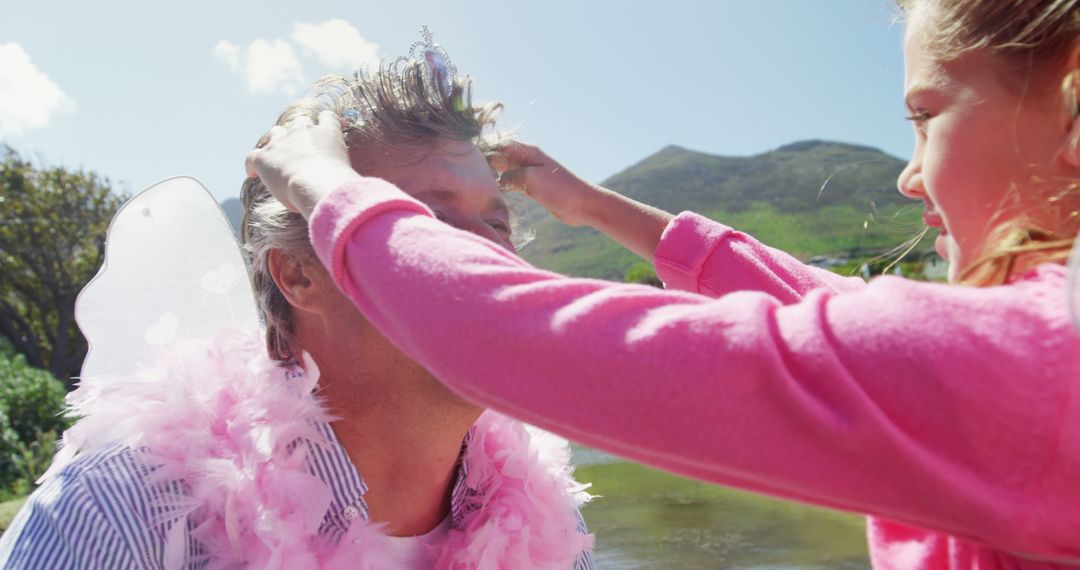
[0,352,70,498]
[828,257,934,281]
[9,430,60,498]
[0,355,69,444]
[624,262,663,288]
[0,338,14,360]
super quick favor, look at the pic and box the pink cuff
[653,211,734,293]
[308,177,432,286]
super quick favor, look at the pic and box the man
[0,34,594,569]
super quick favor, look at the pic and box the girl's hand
[494,140,674,261]
[491,141,601,227]
[245,110,362,219]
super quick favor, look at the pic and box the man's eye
[488,220,510,234]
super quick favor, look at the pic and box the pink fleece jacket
[308,178,1080,569]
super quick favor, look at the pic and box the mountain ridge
[518,140,923,279]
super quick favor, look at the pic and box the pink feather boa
[46,328,594,569]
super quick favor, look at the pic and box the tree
[0,147,126,384]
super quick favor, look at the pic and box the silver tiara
[342,25,459,126]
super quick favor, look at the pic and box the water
[574,451,870,569]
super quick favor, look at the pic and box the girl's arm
[494,142,863,298]
[653,211,865,299]
[247,116,1079,558]
[307,177,1079,560]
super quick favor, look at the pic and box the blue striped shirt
[0,423,593,569]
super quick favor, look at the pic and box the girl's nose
[896,157,924,200]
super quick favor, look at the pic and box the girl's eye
[905,110,931,123]
[433,211,447,222]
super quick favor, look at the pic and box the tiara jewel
[405,25,457,97]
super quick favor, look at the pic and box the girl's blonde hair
[240,60,501,360]
[897,0,1080,285]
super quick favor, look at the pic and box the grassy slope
[520,140,928,279]
[0,497,26,534]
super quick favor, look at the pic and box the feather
[45,328,593,568]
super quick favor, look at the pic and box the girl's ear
[1064,103,1080,167]
[1061,43,1080,167]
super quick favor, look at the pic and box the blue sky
[1,0,910,203]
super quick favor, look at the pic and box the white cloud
[214,21,377,96]
[0,43,76,137]
[292,20,380,71]
[246,39,304,94]
[211,40,240,72]
[212,38,305,95]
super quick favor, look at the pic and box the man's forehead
[346,138,504,205]
[395,160,499,191]
[411,187,510,215]
[349,137,481,163]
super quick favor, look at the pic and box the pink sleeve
[655,211,866,299]
[309,180,1080,560]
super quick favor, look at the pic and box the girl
[248,0,1080,567]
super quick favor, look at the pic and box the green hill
[517,140,928,279]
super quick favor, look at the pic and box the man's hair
[240,60,502,360]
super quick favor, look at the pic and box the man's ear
[267,249,321,313]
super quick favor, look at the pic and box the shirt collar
[305,421,476,537]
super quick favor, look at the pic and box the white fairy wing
[42,177,259,483]
[75,176,259,386]
[1069,231,1080,334]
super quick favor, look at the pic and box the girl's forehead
[902,1,936,51]
[903,13,945,83]
[901,4,974,92]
